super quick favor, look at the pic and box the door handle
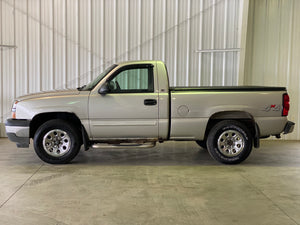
[144,99,157,106]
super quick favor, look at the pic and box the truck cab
[87,61,169,141]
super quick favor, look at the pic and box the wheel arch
[204,111,260,148]
[30,112,87,145]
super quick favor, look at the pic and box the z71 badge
[263,104,281,112]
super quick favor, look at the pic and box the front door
[88,64,159,140]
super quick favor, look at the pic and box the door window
[108,67,154,93]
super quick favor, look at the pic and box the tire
[34,119,81,164]
[195,140,207,149]
[206,120,253,164]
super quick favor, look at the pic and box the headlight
[11,100,19,119]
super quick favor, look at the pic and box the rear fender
[206,111,260,148]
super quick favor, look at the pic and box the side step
[92,142,156,149]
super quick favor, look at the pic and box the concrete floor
[0,138,300,225]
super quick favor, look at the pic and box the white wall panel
[41,0,53,90]
[1,0,15,137]
[0,0,3,136]
[15,0,27,97]
[0,0,243,137]
[245,0,300,140]
[28,0,40,93]
[79,0,92,86]
[66,0,79,88]
[54,0,66,89]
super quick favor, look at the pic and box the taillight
[282,94,290,116]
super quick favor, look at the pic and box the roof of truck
[117,60,164,66]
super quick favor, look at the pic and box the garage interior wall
[0,0,243,137]
[244,0,300,140]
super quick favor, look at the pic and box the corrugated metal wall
[0,0,243,137]
[245,0,300,140]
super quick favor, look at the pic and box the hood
[17,89,81,102]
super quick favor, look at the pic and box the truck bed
[169,86,288,140]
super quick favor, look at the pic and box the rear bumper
[5,119,30,148]
[283,121,295,134]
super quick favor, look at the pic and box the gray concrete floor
[0,138,300,225]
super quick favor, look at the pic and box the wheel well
[204,111,257,142]
[30,112,84,140]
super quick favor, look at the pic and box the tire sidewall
[34,119,81,164]
[207,121,253,164]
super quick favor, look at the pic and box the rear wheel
[34,119,81,164]
[206,120,253,164]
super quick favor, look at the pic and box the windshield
[80,64,118,91]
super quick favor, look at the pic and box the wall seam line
[0,0,3,124]
[198,0,203,86]
[77,0,80,86]
[174,0,178,86]
[162,0,166,61]
[185,0,191,86]
[65,0,68,88]
[52,0,55,89]
[26,0,29,93]
[114,0,117,63]
[222,0,228,86]
[39,0,42,91]
[90,0,93,81]
[13,0,16,97]
[210,0,216,86]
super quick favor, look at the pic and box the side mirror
[98,82,110,95]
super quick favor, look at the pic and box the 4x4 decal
[263,104,281,112]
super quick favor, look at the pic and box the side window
[109,67,154,93]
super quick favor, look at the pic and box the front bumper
[5,119,30,148]
[283,121,295,134]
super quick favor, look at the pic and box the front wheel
[206,120,253,164]
[34,119,81,164]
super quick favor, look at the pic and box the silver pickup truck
[5,60,294,164]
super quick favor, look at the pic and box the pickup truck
[5,60,295,164]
